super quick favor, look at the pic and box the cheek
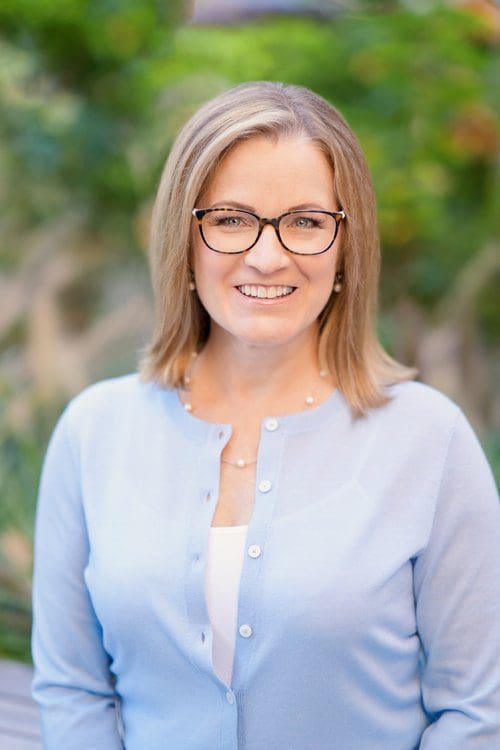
[307,257,337,294]
[305,260,337,316]
[191,243,238,318]
[192,236,215,289]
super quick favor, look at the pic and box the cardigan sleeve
[31,406,124,749]
[414,407,500,748]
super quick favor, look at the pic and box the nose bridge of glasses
[258,217,280,228]
[238,217,285,264]
[257,217,283,245]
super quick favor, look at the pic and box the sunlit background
[0,0,498,663]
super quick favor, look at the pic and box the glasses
[192,207,346,255]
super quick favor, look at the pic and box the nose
[243,223,291,274]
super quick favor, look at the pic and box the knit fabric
[31,373,500,749]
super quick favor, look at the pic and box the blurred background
[0,0,498,663]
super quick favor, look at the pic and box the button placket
[257,416,279,494]
[231,419,283,692]
[185,430,229,665]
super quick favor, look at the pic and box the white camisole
[205,524,249,687]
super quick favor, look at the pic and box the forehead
[200,135,336,211]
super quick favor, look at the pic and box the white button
[248,544,261,558]
[239,623,252,638]
[258,479,272,493]
[265,418,279,431]
[226,691,235,704]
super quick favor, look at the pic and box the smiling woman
[139,82,412,414]
[31,82,500,750]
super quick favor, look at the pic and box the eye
[206,211,253,229]
[219,216,243,227]
[286,214,324,229]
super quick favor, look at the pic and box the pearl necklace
[178,351,328,469]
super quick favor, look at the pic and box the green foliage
[0,0,183,230]
[0,595,31,662]
[0,381,65,661]
[484,429,500,489]
[0,386,57,537]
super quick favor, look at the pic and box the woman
[31,81,500,749]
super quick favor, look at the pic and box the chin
[228,324,304,349]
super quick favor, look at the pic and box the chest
[209,422,261,527]
[211,461,256,527]
[82,423,436,665]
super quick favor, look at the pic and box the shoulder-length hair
[138,81,416,417]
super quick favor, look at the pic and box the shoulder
[361,381,497,502]
[376,379,461,434]
[66,371,144,411]
[357,380,464,474]
[62,372,173,436]
[373,380,496,488]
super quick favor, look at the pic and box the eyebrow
[209,200,331,213]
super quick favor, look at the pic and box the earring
[188,280,196,291]
[333,272,343,293]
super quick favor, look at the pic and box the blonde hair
[138,81,416,417]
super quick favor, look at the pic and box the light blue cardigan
[31,374,500,749]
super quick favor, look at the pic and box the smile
[236,285,296,299]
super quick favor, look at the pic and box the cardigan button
[248,545,261,558]
[239,623,252,638]
[258,479,272,493]
[226,691,235,704]
[265,417,279,431]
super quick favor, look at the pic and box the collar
[153,381,349,440]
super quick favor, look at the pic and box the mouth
[235,284,297,299]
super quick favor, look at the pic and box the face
[191,135,342,352]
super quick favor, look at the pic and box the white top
[205,525,249,686]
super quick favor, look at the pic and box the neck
[190,324,332,409]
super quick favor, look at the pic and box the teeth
[238,285,295,299]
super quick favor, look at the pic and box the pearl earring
[333,272,343,293]
[188,269,196,291]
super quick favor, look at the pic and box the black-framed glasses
[192,207,346,256]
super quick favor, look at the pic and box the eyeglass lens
[201,210,338,254]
